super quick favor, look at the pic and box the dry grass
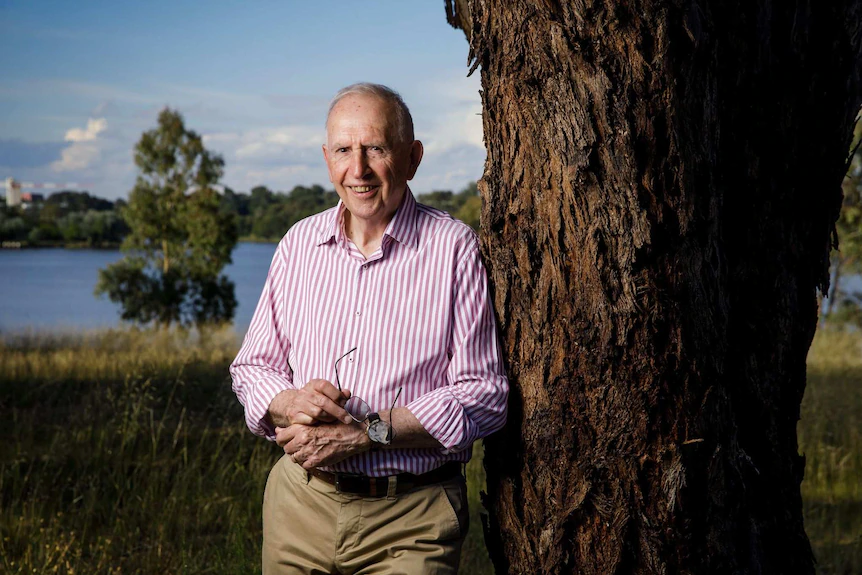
[803,328,862,574]
[0,327,858,573]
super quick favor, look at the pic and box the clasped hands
[271,379,371,469]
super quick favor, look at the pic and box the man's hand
[276,422,371,469]
[268,380,353,427]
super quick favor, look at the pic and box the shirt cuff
[406,387,476,454]
[246,376,294,440]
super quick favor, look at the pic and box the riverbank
[1,240,121,249]
[0,327,858,573]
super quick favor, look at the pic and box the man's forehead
[326,95,397,139]
[331,93,392,114]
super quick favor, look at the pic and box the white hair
[326,83,415,143]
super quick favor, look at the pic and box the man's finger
[298,395,352,425]
[275,426,290,447]
[279,425,301,448]
[307,379,352,403]
[288,409,317,426]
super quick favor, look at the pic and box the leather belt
[307,461,462,496]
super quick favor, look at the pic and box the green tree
[249,185,276,213]
[0,215,27,241]
[57,212,84,243]
[247,184,337,240]
[96,108,238,326]
[418,182,481,230]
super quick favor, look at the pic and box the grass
[0,326,858,574]
[802,328,862,575]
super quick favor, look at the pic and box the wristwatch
[366,412,392,446]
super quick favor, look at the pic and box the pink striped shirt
[230,190,509,476]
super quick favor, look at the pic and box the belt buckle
[334,473,344,493]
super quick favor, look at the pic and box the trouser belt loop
[386,476,397,499]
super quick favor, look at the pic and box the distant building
[20,192,44,210]
[21,192,44,203]
[5,177,22,207]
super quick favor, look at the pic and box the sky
[0,0,484,201]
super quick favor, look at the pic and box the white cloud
[63,117,107,142]
[419,103,484,154]
[410,143,484,193]
[51,144,101,171]
[205,125,329,191]
[51,117,108,172]
[246,165,313,182]
[209,125,325,160]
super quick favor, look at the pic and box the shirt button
[355,311,361,316]
[349,357,354,363]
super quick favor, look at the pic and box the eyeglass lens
[344,397,371,422]
[334,348,402,433]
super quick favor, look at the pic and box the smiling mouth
[349,185,379,193]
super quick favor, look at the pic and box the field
[0,327,859,574]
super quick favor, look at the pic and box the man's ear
[407,140,424,180]
[322,144,336,183]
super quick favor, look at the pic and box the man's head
[323,83,423,234]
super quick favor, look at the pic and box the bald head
[326,83,414,144]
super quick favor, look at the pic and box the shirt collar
[316,187,419,251]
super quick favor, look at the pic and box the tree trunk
[446,1,862,573]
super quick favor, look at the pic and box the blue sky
[0,0,484,200]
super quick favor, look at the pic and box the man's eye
[337,148,349,153]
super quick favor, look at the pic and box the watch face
[368,420,391,444]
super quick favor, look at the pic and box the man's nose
[350,151,369,179]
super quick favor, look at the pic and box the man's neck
[344,213,387,258]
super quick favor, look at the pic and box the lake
[1,243,853,334]
[0,242,277,333]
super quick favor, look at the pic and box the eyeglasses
[334,347,402,429]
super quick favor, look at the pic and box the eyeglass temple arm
[389,387,402,412]
[385,387,403,442]
[333,347,359,392]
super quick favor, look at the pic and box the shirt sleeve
[406,232,509,453]
[230,239,295,440]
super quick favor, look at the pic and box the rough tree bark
[446,1,862,573]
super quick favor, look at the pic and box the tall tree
[96,108,238,326]
[446,1,862,573]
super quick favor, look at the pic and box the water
[0,242,277,333]
[0,244,855,333]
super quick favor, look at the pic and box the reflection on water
[0,242,276,333]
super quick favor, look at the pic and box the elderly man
[230,83,508,574]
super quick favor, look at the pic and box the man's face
[323,94,423,231]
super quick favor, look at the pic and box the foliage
[57,210,127,246]
[1,180,481,247]
[95,108,238,326]
[44,190,114,213]
[0,193,127,246]
[251,185,339,240]
[0,214,28,241]
[418,181,481,230]
[825,118,862,323]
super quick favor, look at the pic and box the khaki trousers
[262,455,469,575]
